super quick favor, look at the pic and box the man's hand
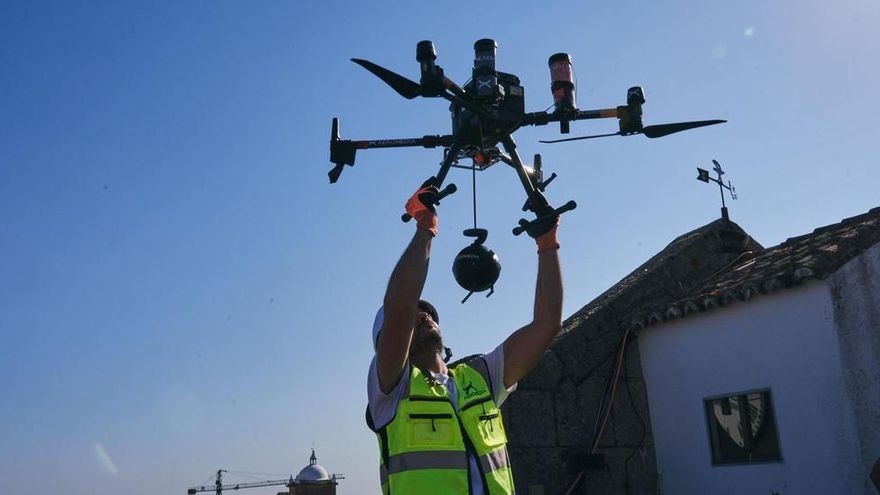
[406,178,439,236]
[526,204,560,253]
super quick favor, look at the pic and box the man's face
[411,311,443,354]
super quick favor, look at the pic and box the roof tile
[560,207,880,335]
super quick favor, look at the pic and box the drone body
[329,39,725,299]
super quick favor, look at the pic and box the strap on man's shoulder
[449,353,493,398]
[447,353,482,369]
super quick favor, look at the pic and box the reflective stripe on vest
[479,448,510,473]
[387,450,469,473]
[375,361,516,494]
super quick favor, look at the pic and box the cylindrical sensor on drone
[548,53,576,110]
[417,40,437,70]
[473,38,498,99]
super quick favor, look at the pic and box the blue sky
[1,1,878,493]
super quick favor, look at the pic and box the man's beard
[412,329,444,355]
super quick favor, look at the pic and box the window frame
[703,387,784,466]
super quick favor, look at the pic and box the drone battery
[473,38,499,99]
[549,52,576,110]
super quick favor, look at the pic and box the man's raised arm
[502,211,563,389]
[375,182,439,394]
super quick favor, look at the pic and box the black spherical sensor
[452,243,501,293]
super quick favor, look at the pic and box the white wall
[638,281,866,495]
[829,242,880,494]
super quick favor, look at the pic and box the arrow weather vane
[697,159,737,222]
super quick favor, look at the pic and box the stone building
[504,207,880,494]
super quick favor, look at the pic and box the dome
[295,449,330,483]
[296,464,329,482]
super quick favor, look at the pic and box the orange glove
[536,224,559,254]
[526,204,559,253]
[405,181,439,236]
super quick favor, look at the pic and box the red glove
[406,181,439,236]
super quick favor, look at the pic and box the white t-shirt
[367,344,516,495]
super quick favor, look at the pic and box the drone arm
[498,135,577,234]
[348,135,454,150]
[574,108,620,120]
[523,107,619,127]
[328,120,455,183]
[498,135,542,207]
[442,77,466,97]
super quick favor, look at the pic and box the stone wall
[503,325,656,494]
[829,242,880,494]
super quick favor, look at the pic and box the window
[704,389,782,465]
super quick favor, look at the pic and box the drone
[329,39,726,300]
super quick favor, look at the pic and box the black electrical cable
[568,330,631,495]
[472,161,477,229]
[590,328,631,452]
[621,340,648,495]
[589,357,616,449]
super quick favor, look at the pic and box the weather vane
[697,159,737,221]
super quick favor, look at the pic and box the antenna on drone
[696,159,737,222]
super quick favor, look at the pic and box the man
[367,180,563,494]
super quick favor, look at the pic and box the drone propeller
[351,58,421,100]
[539,119,726,143]
[539,132,620,143]
[641,119,726,138]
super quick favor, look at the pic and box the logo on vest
[462,379,486,400]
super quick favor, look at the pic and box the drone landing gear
[400,133,576,303]
[521,154,556,211]
[496,135,577,236]
[400,183,457,223]
[513,200,577,236]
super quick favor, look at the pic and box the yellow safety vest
[367,359,515,494]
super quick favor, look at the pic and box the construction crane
[187,469,294,495]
